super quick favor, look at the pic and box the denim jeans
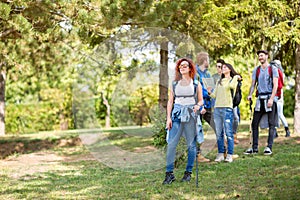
[233,106,239,134]
[201,107,216,133]
[252,100,277,150]
[166,104,197,173]
[277,101,288,127]
[213,107,234,155]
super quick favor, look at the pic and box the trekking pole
[195,111,199,188]
[196,145,199,188]
[249,99,253,146]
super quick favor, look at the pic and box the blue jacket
[195,65,212,109]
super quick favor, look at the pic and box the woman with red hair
[163,58,204,184]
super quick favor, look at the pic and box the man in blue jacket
[194,52,216,162]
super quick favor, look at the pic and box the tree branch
[0,29,16,39]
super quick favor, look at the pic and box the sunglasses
[179,64,189,69]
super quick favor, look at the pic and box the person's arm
[247,68,257,101]
[207,86,216,98]
[193,84,204,113]
[166,87,174,130]
[229,75,240,89]
[247,79,256,101]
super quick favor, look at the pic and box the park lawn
[0,126,299,200]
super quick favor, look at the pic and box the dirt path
[0,151,96,179]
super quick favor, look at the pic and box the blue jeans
[166,105,197,173]
[233,106,239,134]
[213,108,234,155]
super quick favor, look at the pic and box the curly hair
[174,57,196,81]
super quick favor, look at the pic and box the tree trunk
[0,69,5,136]
[59,112,69,130]
[159,41,169,111]
[102,93,110,128]
[294,43,300,134]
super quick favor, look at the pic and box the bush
[5,102,69,134]
[283,86,295,117]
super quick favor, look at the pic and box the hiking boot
[244,148,258,155]
[181,171,192,182]
[163,172,175,185]
[225,154,233,163]
[197,153,210,163]
[263,147,272,155]
[234,134,239,144]
[285,127,290,137]
[214,153,224,162]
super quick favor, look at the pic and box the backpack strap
[172,81,178,98]
[268,65,273,78]
[172,80,198,99]
[193,80,199,102]
[255,66,261,85]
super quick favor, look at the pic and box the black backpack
[231,80,242,108]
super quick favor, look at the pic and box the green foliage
[0,3,10,20]
[6,102,60,134]
[1,0,299,134]
[151,106,167,148]
[283,86,295,118]
[11,15,32,33]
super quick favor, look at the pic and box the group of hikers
[163,50,291,184]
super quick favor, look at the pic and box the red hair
[174,58,196,81]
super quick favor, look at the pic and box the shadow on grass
[0,135,81,159]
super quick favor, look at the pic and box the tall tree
[0,1,82,134]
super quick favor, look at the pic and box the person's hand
[267,98,274,108]
[166,118,172,130]
[247,95,252,101]
[207,86,212,94]
[193,104,202,113]
[200,107,207,115]
[236,75,242,81]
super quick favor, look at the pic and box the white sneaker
[264,147,272,155]
[214,153,224,162]
[225,154,233,163]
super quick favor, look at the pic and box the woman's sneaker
[244,148,258,155]
[225,154,233,163]
[263,147,272,155]
[181,171,192,182]
[214,153,224,162]
[163,172,175,184]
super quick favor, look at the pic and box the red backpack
[255,64,284,99]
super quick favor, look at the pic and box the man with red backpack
[244,50,279,156]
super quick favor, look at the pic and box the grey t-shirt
[252,65,279,95]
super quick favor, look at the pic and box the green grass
[0,126,299,200]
